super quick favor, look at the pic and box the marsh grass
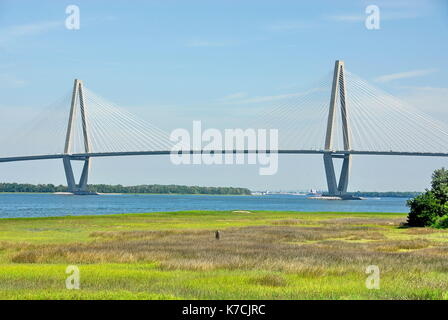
[10,224,448,274]
[250,274,288,287]
[1,211,448,299]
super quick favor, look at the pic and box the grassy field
[1,210,448,300]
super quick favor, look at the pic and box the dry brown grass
[373,239,432,252]
[402,228,442,235]
[9,216,448,277]
[250,274,287,287]
[0,241,34,251]
[320,217,406,226]
[271,219,318,226]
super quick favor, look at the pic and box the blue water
[0,194,409,218]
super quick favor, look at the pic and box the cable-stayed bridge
[1,60,448,196]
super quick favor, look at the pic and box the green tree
[430,167,448,204]
[407,191,444,227]
[407,167,448,228]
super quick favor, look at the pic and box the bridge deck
[1,149,448,163]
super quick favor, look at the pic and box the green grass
[1,210,448,299]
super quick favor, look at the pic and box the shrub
[407,167,448,228]
[407,192,443,227]
[432,215,448,229]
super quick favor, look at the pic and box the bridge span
[1,60,448,196]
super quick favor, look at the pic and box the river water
[0,193,409,218]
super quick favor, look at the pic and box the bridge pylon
[63,79,92,194]
[323,60,352,197]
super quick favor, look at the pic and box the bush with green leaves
[407,168,448,228]
[433,215,448,229]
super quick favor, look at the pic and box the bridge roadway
[1,149,448,163]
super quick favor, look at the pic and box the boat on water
[306,189,322,197]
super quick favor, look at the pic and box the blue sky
[0,0,447,191]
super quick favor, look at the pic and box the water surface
[0,194,409,218]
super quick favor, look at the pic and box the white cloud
[399,86,448,115]
[0,20,62,44]
[324,5,424,22]
[265,21,315,31]
[328,15,365,22]
[219,92,248,101]
[218,87,328,105]
[0,74,26,88]
[326,11,420,23]
[361,0,432,10]
[374,68,437,83]
[186,39,235,47]
[219,92,309,105]
[236,93,304,104]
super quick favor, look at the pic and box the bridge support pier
[63,156,91,194]
[63,79,93,195]
[323,153,351,196]
[338,154,351,193]
[323,153,338,195]
[323,60,352,197]
[63,156,76,192]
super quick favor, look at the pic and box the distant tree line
[0,183,67,193]
[86,184,251,195]
[0,183,251,195]
[349,191,421,198]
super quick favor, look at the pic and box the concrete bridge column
[323,60,352,197]
[62,79,92,194]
